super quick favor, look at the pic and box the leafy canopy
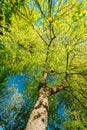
[0,0,87,129]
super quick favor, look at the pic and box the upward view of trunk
[25,73,66,130]
[25,87,50,130]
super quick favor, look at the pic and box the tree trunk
[25,74,66,130]
[25,87,50,130]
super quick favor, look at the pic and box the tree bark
[25,87,50,130]
[25,75,66,130]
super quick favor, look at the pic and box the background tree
[0,0,87,130]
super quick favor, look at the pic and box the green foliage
[0,0,87,129]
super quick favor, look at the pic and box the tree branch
[34,0,47,18]
[16,42,33,53]
[47,70,65,75]
[64,88,87,109]
[32,25,48,45]
[50,77,67,95]
[9,0,48,46]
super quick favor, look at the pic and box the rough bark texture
[25,87,50,130]
[25,74,66,130]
